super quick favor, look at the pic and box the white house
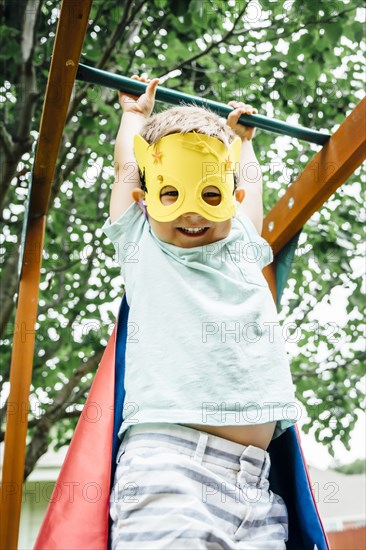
[18,446,68,550]
[308,465,366,533]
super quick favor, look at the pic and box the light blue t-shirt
[102,203,299,439]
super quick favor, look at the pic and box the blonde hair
[140,104,237,146]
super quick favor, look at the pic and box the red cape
[34,327,117,549]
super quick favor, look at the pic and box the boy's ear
[235,188,245,204]
[131,187,145,203]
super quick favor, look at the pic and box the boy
[102,76,298,549]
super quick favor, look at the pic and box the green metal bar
[76,63,330,145]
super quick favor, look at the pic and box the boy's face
[132,186,245,248]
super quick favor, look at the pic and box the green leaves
[324,22,343,45]
[169,0,191,17]
[334,458,366,475]
[305,61,322,85]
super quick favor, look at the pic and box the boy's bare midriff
[182,422,277,450]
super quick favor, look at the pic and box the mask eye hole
[202,186,221,206]
[160,186,178,205]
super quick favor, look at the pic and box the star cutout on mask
[225,157,232,170]
[152,149,163,164]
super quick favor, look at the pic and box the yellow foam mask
[133,132,242,222]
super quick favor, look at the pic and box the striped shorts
[110,423,288,549]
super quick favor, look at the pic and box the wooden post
[0,2,93,548]
[1,217,45,548]
[263,263,277,304]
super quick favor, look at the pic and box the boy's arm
[110,76,159,223]
[226,102,263,234]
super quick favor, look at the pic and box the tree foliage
[0,0,365,479]
[334,458,366,475]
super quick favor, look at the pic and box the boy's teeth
[180,227,205,234]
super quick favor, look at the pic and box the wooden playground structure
[1,1,365,548]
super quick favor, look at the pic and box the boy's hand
[119,75,159,118]
[226,101,258,141]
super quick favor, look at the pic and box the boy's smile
[176,226,209,236]
[149,213,232,248]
